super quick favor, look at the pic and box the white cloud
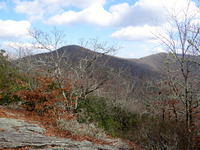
[110,25,157,41]
[12,0,199,43]
[47,4,112,26]
[46,0,199,28]
[46,2,139,27]
[110,0,199,41]
[42,0,106,8]
[13,0,199,27]
[14,0,44,20]
[14,0,106,20]
[14,0,41,15]
[0,20,31,39]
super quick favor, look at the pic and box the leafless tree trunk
[154,1,200,149]
[24,28,119,111]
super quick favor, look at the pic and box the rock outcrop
[0,118,130,150]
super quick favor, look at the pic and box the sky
[0,0,199,58]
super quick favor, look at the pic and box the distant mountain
[14,45,163,102]
[14,45,200,111]
[25,45,162,80]
[65,45,161,78]
[137,52,200,73]
[15,45,200,86]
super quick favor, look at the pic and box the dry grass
[57,118,106,139]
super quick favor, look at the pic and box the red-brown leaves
[15,74,78,121]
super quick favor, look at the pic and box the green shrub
[98,115,121,136]
[0,50,21,105]
[0,92,21,105]
[76,95,140,137]
[77,95,200,149]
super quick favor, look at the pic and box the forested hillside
[0,1,200,149]
[0,39,200,149]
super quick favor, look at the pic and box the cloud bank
[5,0,200,42]
[0,20,30,39]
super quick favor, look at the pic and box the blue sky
[0,0,199,58]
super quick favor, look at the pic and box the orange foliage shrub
[15,75,78,119]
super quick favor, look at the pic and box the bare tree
[72,38,118,98]
[26,28,119,111]
[154,1,200,149]
[9,43,36,75]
